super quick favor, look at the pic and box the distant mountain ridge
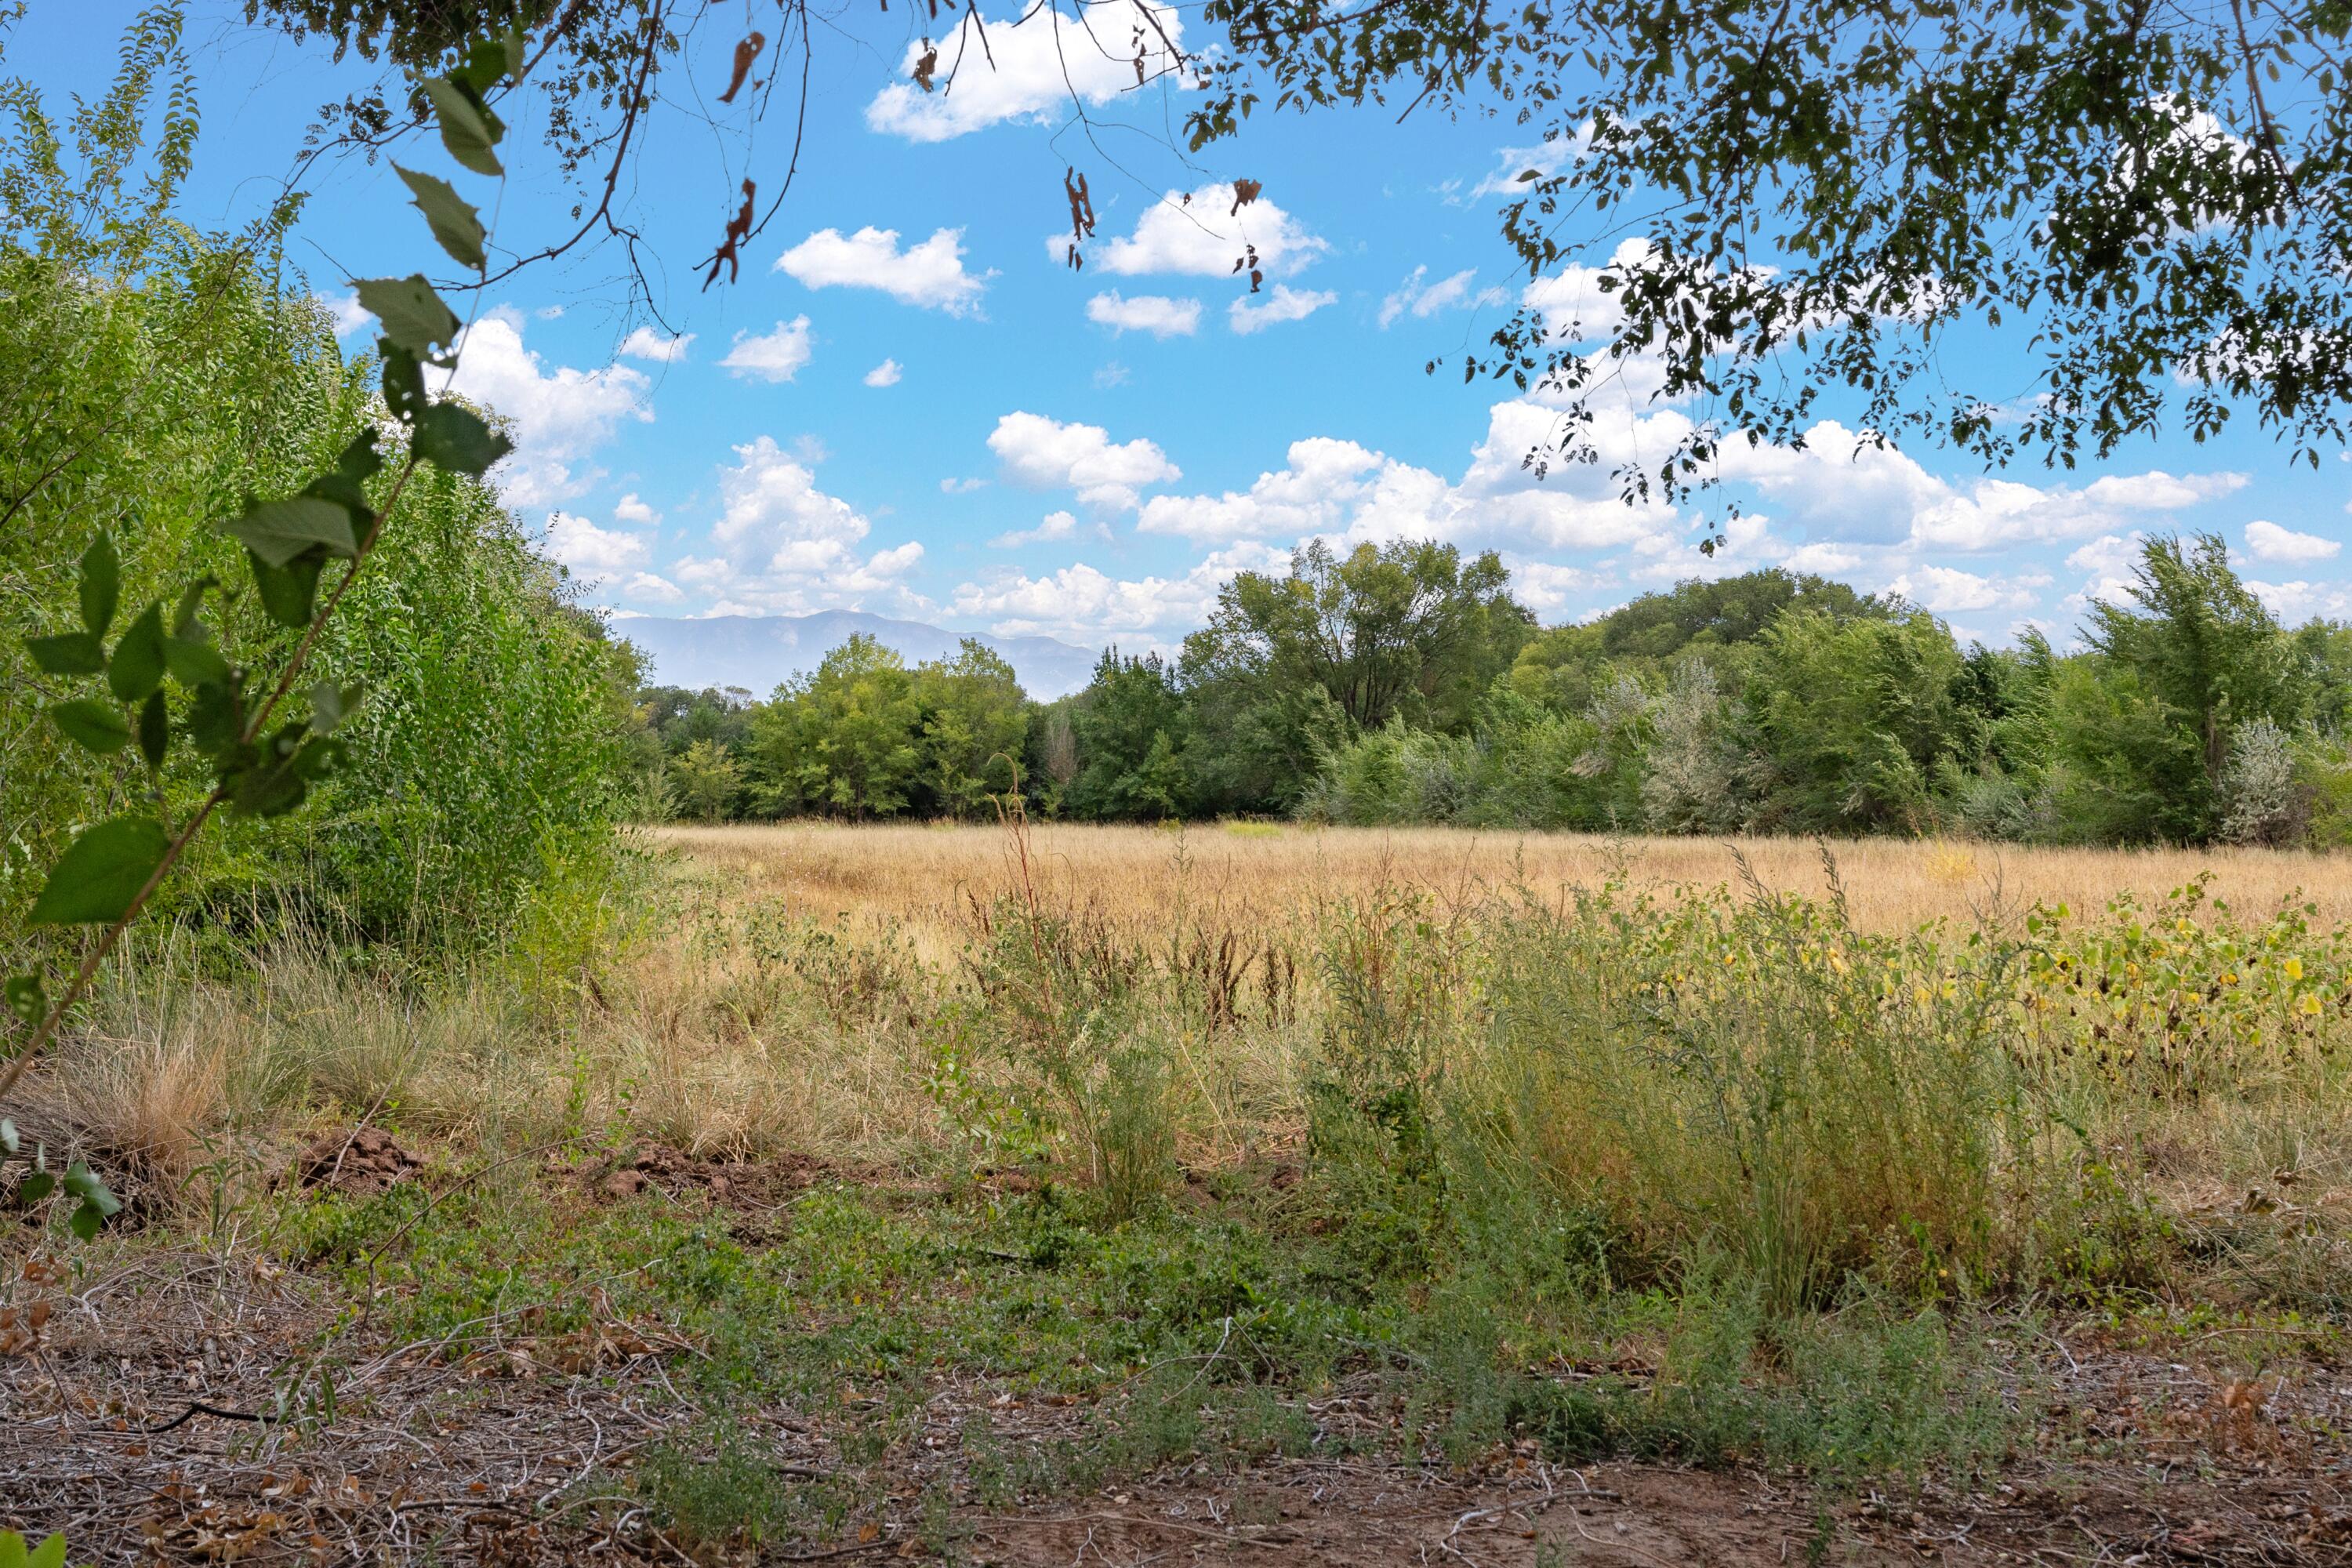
[610,612,1102,700]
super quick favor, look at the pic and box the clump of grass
[1468,863,2033,1310]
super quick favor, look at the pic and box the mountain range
[608,612,1103,700]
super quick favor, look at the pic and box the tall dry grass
[21,820,2351,1312]
[653,821,2352,951]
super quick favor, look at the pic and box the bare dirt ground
[7,1157,2351,1568]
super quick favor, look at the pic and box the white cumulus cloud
[949,544,1285,645]
[2081,470,2249,510]
[720,317,815,383]
[1884,564,2046,615]
[1379,267,1501,328]
[322,291,372,340]
[1461,126,1592,201]
[866,3,1187,142]
[446,309,652,509]
[864,358,903,387]
[988,411,1180,510]
[545,511,651,584]
[670,435,927,615]
[776,226,989,314]
[1087,290,1202,338]
[618,327,694,362]
[2248,579,2352,622]
[1229,285,1336,335]
[1068,182,1327,278]
[990,510,1107,548]
[2245,518,2341,563]
[624,572,684,604]
[1137,438,1385,543]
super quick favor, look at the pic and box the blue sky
[17,2,2352,655]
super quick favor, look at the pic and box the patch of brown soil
[290,1125,419,1195]
[558,1141,850,1209]
[9,1251,2352,1566]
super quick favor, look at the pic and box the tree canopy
[1187,0,2352,515]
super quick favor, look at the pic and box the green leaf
[28,814,170,926]
[138,689,169,769]
[226,725,323,818]
[336,426,384,486]
[299,472,375,543]
[228,764,307,818]
[64,1161,121,1218]
[249,550,327,629]
[452,32,518,96]
[292,734,347,782]
[169,576,212,637]
[106,601,165,702]
[394,163,486,270]
[79,531,119,637]
[14,1173,53,1204]
[187,678,245,761]
[412,402,513,476]
[354,274,462,357]
[0,1530,27,1568]
[50,698,130,753]
[225,496,358,568]
[423,75,505,176]
[24,1531,65,1568]
[69,1196,106,1241]
[26,630,103,676]
[310,680,365,735]
[165,632,230,688]
[379,343,428,423]
[2,977,40,1029]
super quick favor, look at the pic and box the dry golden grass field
[654,819,2352,946]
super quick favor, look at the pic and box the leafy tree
[1027,699,1081,816]
[634,685,755,755]
[668,737,741,822]
[1180,539,1530,811]
[2085,534,2306,787]
[913,639,1029,817]
[5,13,626,954]
[1740,610,1974,834]
[2299,621,2352,731]
[3,8,545,1224]
[1191,0,2352,522]
[2038,534,2306,842]
[1512,570,1897,709]
[1065,650,1194,821]
[751,634,923,818]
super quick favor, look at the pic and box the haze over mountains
[611,612,1102,700]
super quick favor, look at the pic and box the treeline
[627,539,1522,824]
[637,534,2352,848]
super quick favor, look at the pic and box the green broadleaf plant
[104,602,166,703]
[354,273,462,356]
[394,164,486,270]
[50,699,131,753]
[26,815,171,926]
[1,29,524,1239]
[0,1528,68,1568]
[412,402,512,476]
[78,533,118,638]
